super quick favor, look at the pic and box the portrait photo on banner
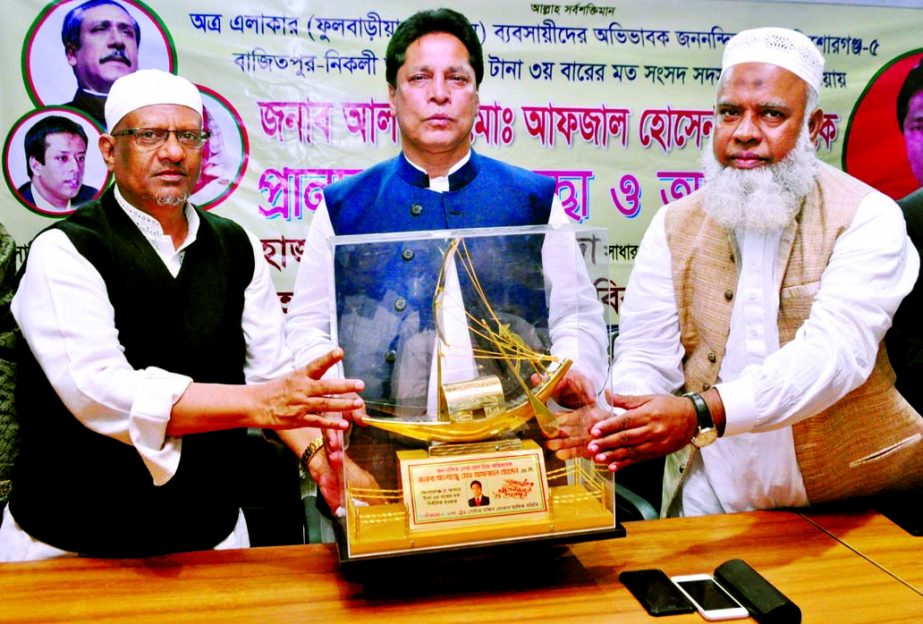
[843,48,923,201]
[21,0,176,128]
[192,86,250,211]
[2,107,110,217]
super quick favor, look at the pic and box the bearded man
[549,27,923,517]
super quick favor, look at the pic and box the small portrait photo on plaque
[467,479,491,507]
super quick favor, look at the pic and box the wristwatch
[684,392,718,448]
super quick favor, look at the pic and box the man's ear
[807,107,825,144]
[98,135,116,172]
[388,84,397,116]
[28,156,42,177]
[65,45,78,69]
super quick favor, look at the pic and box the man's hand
[544,403,609,460]
[341,394,369,427]
[307,445,379,511]
[258,348,365,430]
[588,391,698,472]
[168,349,365,437]
[531,368,598,409]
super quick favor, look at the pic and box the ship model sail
[361,237,569,443]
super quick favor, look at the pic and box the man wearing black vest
[285,9,608,509]
[0,70,365,561]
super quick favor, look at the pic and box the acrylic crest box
[327,224,623,564]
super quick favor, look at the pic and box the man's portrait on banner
[897,59,923,197]
[843,49,923,200]
[22,0,176,128]
[191,87,249,211]
[2,108,110,217]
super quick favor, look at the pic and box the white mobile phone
[670,574,749,621]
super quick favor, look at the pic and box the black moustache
[100,51,130,65]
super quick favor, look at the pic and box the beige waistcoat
[661,162,923,516]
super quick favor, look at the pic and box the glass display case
[328,224,623,564]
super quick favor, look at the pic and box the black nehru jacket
[888,187,923,414]
[11,187,254,557]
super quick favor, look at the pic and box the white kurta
[3,187,292,559]
[609,187,918,515]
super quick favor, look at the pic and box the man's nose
[158,134,186,160]
[733,113,761,143]
[107,28,127,47]
[429,76,449,103]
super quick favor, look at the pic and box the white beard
[700,128,818,233]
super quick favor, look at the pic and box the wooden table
[1,511,920,623]
[801,507,923,593]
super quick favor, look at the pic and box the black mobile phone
[619,569,695,616]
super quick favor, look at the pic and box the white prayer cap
[104,69,202,131]
[721,27,824,93]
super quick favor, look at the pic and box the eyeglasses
[110,128,211,149]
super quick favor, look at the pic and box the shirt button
[384,350,397,364]
[410,204,423,216]
[724,290,734,301]
[402,248,415,261]
[707,352,717,363]
[394,297,407,312]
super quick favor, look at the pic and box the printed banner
[2,0,921,325]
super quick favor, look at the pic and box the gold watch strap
[299,436,325,471]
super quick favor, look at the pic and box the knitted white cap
[104,69,202,131]
[721,27,824,93]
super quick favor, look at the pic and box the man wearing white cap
[550,27,923,516]
[0,69,365,560]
